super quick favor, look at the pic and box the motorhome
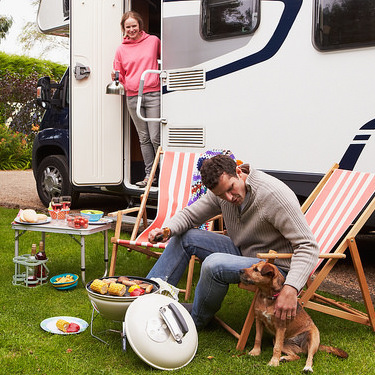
[34,0,375,207]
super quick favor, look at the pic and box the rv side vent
[167,69,205,91]
[168,127,205,148]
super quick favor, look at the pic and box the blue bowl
[80,210,104,222]
[51,273,79,288]
[54,280,78,290]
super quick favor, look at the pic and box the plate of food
[40,316,88,335]
[14,209,51,225]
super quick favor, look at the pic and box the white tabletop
[12,221,112,235]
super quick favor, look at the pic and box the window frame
[200,0,260,41]
[313,0,375,52]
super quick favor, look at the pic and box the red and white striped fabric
[117,151,200,248]
[305,169,375,271]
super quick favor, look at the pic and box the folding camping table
[12,220,111,285]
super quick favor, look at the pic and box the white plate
[88,218,113,225]
[14,217,52,225]
[40,316,88,335]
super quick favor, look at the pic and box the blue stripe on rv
[339,119,375,170]
[206,0,303,81]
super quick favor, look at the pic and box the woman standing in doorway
[113,11,161,188]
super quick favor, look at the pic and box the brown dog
[240,261,347,372]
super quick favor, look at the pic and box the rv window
[314,0,375,50]
[201,0,260,40]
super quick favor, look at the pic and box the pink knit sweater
[113,31,160,96]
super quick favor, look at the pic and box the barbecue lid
[124,294,198,370]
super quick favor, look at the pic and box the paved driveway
[0,169,128,213]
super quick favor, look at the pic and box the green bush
[0,123,34,170]
[0,52,67,135]
[0,51,66,78]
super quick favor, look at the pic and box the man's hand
[274,284,298,320]
[148,228,169,243]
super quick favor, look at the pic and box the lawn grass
[1,206,375,374]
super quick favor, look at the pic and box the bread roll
[37,213,48,222]
[22,209,38,223]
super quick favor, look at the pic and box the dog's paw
[267,357,280,367]
[249,348,261,356]
[303,365,313,373]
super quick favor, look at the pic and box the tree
[18,21,69,58]
[0,15,13,42]
[18,0,69,59]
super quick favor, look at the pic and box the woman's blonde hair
[120,11,144,33]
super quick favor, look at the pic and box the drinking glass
[51,197,62,225]
[61,196,71,210]
[61,196,71,223]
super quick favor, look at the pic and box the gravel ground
[1,169,375,305]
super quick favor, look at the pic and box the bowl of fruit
[80,210,104,222]
[66,213,89,229]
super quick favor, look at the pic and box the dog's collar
[267,292,280,300]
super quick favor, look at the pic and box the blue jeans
[126,92,160,177]
[147,229,287,328]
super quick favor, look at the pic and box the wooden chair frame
[108,147,222,301]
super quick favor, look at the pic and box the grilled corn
[56,319,70,332]
[108,282,126,296]
[90,279,108,294]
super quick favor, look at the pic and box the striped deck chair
[108,148,200,299]
[217,163,375,350]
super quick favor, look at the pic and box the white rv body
[36,0,375,199]
[160,0,375,184]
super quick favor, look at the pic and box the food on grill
[145,284,153,294]
[118,276,137,286]
[102,278,117,285]
[89,277,155,297]
[108,282,126,296]
[90,279,109,294]
[56,319,70,332]
[130,288,145,296]
[128,285,141,293]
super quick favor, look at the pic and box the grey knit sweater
[166,168,320,292]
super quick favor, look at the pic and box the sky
[0,0,68,64]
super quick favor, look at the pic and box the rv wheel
[36,155,79,207]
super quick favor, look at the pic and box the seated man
[147,154,319,328]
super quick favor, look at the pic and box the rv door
[70,0,123,186]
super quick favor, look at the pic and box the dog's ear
[272,271,285,292]
[260,263,275,278]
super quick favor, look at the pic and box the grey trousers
[126,92,161,177]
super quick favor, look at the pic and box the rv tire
[36,155,79,208]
